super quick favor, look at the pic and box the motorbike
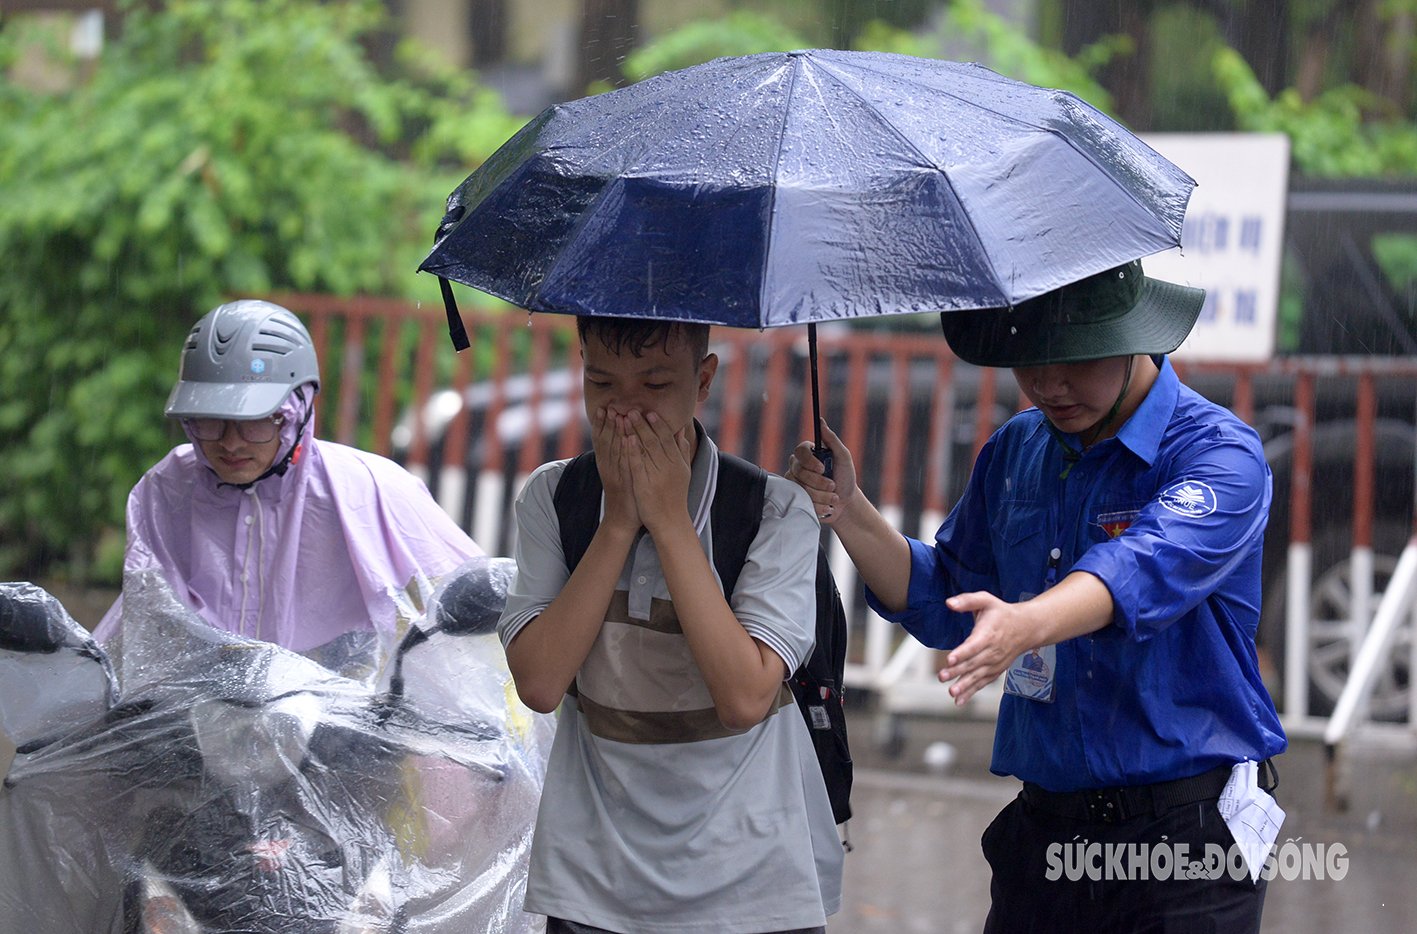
[0,557,553,934]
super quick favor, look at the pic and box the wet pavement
[837,706,1417,933]
[5,582,1415,931]
[10,714,1409,932]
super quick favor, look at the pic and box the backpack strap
[709,452,767,598]
[552,448,768,597]
[552,452,602,573]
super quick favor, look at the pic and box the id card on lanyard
[1002,547,1061,703]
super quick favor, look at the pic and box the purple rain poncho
[94,389,481,666]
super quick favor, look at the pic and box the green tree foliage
[1214,47,1417,177]
[0,0,522,581]
[856,0,1121,113]
[624,0,1119,114]
[620,11,811,84]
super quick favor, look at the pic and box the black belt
[1020,759,1278,825]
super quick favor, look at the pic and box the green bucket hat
[939,260,1205,368]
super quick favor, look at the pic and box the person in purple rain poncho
[94,299,482,675]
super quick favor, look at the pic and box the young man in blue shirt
[790,260,1287,932]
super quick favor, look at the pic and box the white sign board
[1140,133,1290,362]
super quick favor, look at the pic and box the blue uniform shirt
[868,357,1287,791]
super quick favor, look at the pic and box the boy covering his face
[499,317,843,934]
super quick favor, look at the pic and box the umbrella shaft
[809,324,823,447]
[808,324,833,479]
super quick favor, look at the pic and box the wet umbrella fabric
[419,49,1197,446]
[423,49,1193,325]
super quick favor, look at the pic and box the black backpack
[552,450,853,825]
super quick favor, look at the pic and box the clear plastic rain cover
[0,559,554,933]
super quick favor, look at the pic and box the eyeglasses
[184,416,285,444]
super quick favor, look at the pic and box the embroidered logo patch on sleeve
[1159,480,1218,517]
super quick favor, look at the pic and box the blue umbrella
[420,49,1196,457]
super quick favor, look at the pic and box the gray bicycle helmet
[166,300,320,420]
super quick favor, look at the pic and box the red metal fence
[281,294,1417,723]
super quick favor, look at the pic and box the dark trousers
[980,792,1268,934]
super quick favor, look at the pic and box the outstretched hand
[939,573,1114,705]
[787,420,859,525]
[938,591,1032,706]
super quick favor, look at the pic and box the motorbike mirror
[0,583,78,654]
[384,557,516,704]
[432,557,517,637]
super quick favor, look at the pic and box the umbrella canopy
[420,49,1196,334]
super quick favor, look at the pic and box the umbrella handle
[432,205,471,352]
[439,277,471,352]
[808,323,833,480]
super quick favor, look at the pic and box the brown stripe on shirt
[573,684,795,744]
[604,589,682,634]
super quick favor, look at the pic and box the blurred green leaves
[1215,46,1417,177]
[623,0,1119,114]
[620,11,811,83]
[856,0,1120,113]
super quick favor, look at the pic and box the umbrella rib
[807,60,1005,300]
[816,56,1184,293]
[526,95,690,313]
[759,55,803,328]
[532,77,795,318]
